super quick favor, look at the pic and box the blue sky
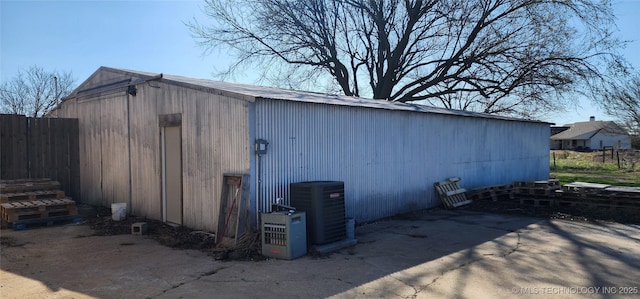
[1,0,639,125]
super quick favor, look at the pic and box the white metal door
[161,126,183,224]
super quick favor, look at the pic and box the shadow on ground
[1,206,639,298]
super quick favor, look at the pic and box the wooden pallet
[520,198,555,207]
[562,182,611,193]
[10,215,84,231]
[0,180,61,193]
[1,198,77,223]
[0,190,66,203]
[556,199,639,209]
[513,179,559,188]
[555,183,640,209]
[604,186,640,200]
[434,177,471,209]
[0,178,52,184]
[513,180,561,197]
[469,184,514,201]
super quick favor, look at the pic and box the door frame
[159,113,183,224]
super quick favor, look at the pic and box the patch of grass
[550,150,640,187]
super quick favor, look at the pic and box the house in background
[550,117,631,150]
[550,126,570,137]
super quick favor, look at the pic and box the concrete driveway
[1,210,639,298]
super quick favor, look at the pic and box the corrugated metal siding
[128,85,162,220]
[58,70,250,231]
[129,82,250,231]
[254,100,549,222]
[99,96,130,206]
[60,67,548,229]
[70,95,130,206]
[76,99,102,204]
[54,98,78,118]
[54,92,130,206]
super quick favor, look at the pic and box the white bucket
[111,203,127,221]
[346,218,355,240]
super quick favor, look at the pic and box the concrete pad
[1,210,639,298]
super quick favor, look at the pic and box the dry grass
[550,150,640,187]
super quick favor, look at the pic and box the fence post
[611,148,614,159]
[617,151,621,169]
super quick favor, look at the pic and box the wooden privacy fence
[0,114,80,200]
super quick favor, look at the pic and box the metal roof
[550,121,629,140]
[73,67,550,124]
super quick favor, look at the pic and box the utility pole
[54,75,58,104]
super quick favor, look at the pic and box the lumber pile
[0,178,80,229]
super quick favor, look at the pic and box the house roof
[550,121,628,140]
[66,66,550,124]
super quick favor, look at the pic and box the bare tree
[599,69,640,136]
[0,66,75,117]
[188,0,626,117]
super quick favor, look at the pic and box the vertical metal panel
[71,94,129,207]
[130,82,250,231]
[61,68,548,228]
[76,99,103,205]
[128,84,161,220]
[60,74,250,232]
[254,100,549,222]
[99,96,130,206]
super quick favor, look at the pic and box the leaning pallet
[434,177,471,209]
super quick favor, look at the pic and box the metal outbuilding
[54,67,550,231]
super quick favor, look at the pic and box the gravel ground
[84,205,263,261]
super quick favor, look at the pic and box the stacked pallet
[556,182,640,209]
[513,179,561,206]
[468,184,514,201]
[513,179,561,196]
[0,178,79,229]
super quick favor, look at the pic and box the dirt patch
[0,236,28,248]
[83,205,264,261]
[79,196,639,262]
[459,197,640,224]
